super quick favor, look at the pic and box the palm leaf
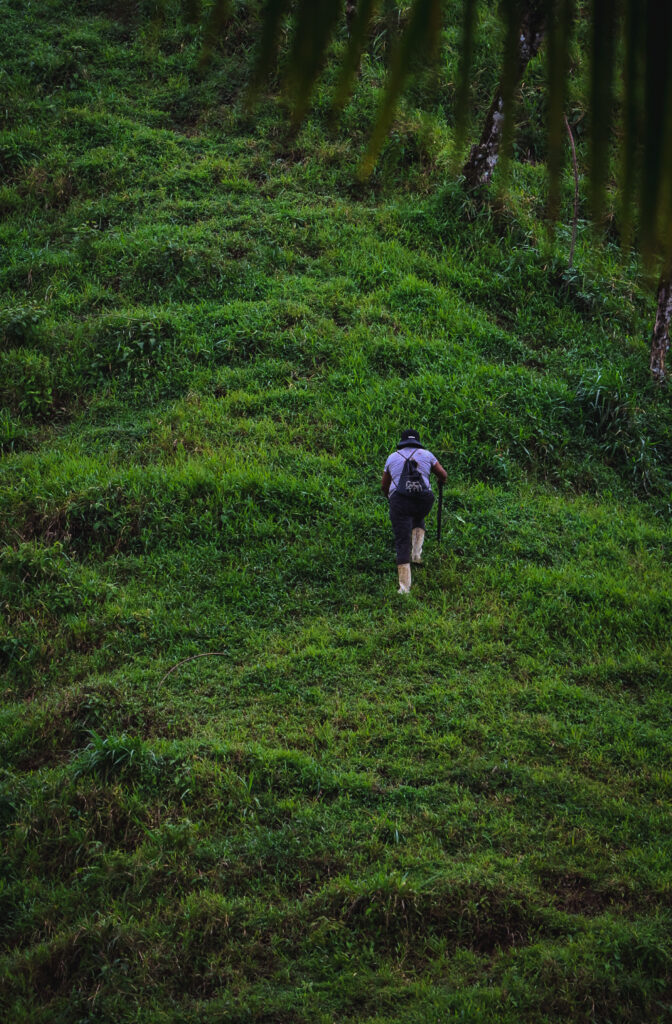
[453,0,478,158]
[546,0,573,221]
[332,0,381,114]
[184,0,672,263]
[641,0,672,258]
[286,0,344,124]
[588,0,617,225]
[198,0,232,67]
[619,0,642,251]
[247,0,293,101]
[360,0,442,177]
[496,0,523,182]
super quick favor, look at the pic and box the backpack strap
[390,448,419,490]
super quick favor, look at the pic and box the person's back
[381,429,447,593]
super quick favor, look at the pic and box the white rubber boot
[411,528,425,564]
[397,563,411,594]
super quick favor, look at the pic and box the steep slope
[1,3,671,1022]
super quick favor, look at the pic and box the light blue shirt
[384,447,436,496]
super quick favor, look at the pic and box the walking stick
[437,480,444,542]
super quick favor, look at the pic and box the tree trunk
[462,1,545,188]
[650,266,672,382]
[564,113,579,268]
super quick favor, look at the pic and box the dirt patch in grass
[540,871,657,918]
[311,876,547,959]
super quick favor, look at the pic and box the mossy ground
[1,2,671,1021]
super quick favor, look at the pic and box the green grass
[1,1,672,1021]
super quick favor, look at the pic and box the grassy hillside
[2,2,672,1021]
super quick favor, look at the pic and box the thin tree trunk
[463,1,545,188]
[564,113,579,268]
[650,266,672,382]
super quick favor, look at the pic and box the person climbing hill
[381,429,447,594]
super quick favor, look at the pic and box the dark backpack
[397,449,429,496]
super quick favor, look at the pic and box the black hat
[398,429,423,449]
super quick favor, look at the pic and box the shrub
[574,367,661,488]
[0,409,30,453]
[73,731,163,783]
[0,306,45,349]
[87,313,176,382]
[0,129,42,177]
[0,349,54,418]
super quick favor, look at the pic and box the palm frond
[286,0,344,124]
[453,0,478,157]
[620,0,643,251]
[641,0,672,258]
[332,0,381,114]
[589,0,618,226]
[247,0,293,101]
[198,0,232,67]
[546,0,573,220]
[360,0,442,177]
[497,0,523,182]
[184,0,672,262]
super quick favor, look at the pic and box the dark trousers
[388,491,434,564]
